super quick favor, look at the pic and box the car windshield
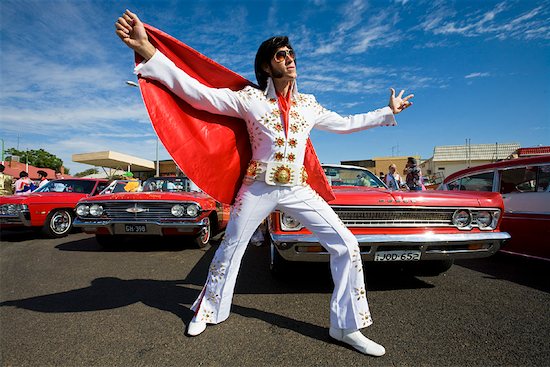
[33,179,97,194]
[142,177,193,192]
[322,166,386,188]
[99,180,138,194]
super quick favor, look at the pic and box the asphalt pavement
[1,229,549,367]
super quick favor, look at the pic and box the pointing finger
[397,89,405,98]
[403,94,414,101]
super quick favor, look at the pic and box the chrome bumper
[270,232,511,262]
[73,218,209,236]
[0,211,31,227]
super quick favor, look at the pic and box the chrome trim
[73,217,209,235]
[270,232,510,262]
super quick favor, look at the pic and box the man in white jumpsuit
[116,10,413,357]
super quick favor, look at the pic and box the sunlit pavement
[1,230,548,366]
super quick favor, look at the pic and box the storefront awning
[72,151,155,172]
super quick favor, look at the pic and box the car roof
[444,155,550,183]
[322,163,371,170]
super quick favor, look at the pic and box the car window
[500,167,537,194]
[537,165,550,192]
[322,166,385,188]
[33,180,96,194]
[142,177,192,192]
[446,172,494,191]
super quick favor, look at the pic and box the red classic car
[0,178,109,237]
[440,155,550,261]
[267,164,510,275]
[73,176,230,248]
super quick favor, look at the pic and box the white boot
[186,316,207,336]
[329,327,386,357]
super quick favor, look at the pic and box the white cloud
[465,72,491,79]
[420,1,550,40]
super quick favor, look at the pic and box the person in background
[404,157,423,191]
[37,170,49,188]
[123,171,140,192]
[378,172,385,182]
[0,164,14,195]
[385,164,402,190]
[14,171,35,195]
[55,171,64,180]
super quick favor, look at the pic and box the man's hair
[37,170,47,177]
[254,36,293,91]
[407,157,417,165]
[0,164,4,172]
[19,171,28,178]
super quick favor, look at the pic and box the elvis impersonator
[116,10,413,357]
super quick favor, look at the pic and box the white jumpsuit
[135,51,396,329]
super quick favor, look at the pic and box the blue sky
[1,0,548,174]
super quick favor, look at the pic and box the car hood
[328,186,503,208]
[80,191,212,202]
[0,192,88,204]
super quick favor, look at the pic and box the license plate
[374,250,421,261]
[125,224,147,233]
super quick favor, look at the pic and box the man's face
[266,47,297,82]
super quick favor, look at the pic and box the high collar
[263,77,299,100]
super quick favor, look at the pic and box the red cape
[137,24,335,204]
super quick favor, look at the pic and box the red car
[0,178,109,237]
[73,176,230,248]
[440,155,550,261]
[267,164,510,276]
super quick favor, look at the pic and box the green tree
[74,168,99,177]
[6,148,65,172]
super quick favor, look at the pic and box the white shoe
[329,327,386,357]
[186,316,207,336]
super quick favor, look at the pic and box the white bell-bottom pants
[191,181,372,329]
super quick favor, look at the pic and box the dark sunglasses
[273,49,296,63]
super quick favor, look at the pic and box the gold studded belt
[244,160,308,186]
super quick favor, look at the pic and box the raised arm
[313,89,414,133]
[115,10,244,118]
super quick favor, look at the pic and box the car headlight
[7,204,17,215]
[186,204,200,217]
[89,204,104,217]
[280,212,304,231]
[452,209,471,228]
[76,205,90,217]
[475,211,492,228]
[171,204,185,217]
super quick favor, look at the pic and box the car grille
[332,206,455,227]
[100,202,180,220]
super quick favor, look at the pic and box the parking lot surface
[1,230,549,366]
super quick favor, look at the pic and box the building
[1,159,64,181]
[72,151,183,179]
[420,142,520,180]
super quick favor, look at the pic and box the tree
[74,168,99,177]
[6,148,65,172]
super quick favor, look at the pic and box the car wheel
[415,259,454,276]
[42,209,74,238]
[193,217,211,248]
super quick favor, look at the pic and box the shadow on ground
[455,252,549,293]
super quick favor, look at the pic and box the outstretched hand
[115,9,156,60]
[388,88,414,114]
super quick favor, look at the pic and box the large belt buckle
[266,162,294,186]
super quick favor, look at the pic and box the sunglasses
[273,49,296,63]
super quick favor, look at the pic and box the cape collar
[263,77,299,100]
